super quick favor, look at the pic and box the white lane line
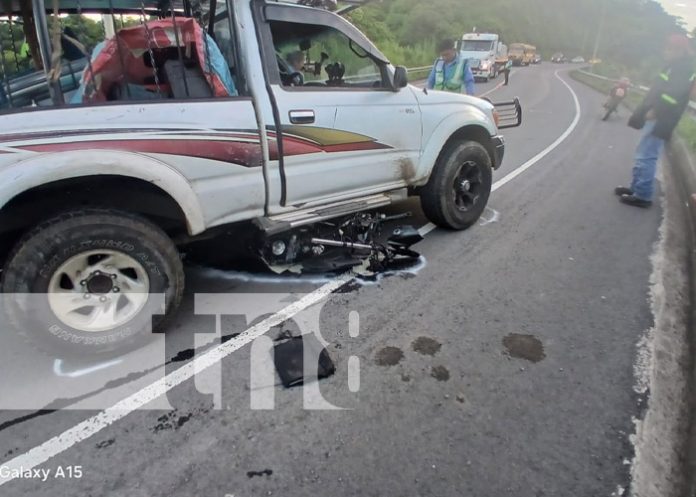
[478,77,506,98]
[0,70,581,487]
[0,275,352,487]
[419,70,582,237]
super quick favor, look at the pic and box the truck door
[258,5,422,209]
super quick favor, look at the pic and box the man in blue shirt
[426,39,476,96]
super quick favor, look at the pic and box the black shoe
[614,186,633,196]
[620,194,652,208]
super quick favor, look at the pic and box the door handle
[289,110,315,125]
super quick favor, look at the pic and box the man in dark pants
[616,34,696,207]
[503,57,512,86]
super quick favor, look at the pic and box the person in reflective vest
[426,39,475,96]
[616,33,696,208]
[503,58,512,86]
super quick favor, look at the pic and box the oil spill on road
[169,348,195,363]
[503,334,546,363]
[334,280,362,294]
[95,439,115,449]
[412,337,442,356]
[431,365,451,381]
[375,346,404,366]
[152,407,210,433]
[247,469,273,479]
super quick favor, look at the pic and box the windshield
[460,40,494,52]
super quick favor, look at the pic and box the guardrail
[340,65,432,84]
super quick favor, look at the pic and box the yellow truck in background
[509,43,536,66]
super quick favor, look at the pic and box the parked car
[0,0,521,355]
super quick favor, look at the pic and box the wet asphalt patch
[374,346,404,366]
[411,337,442,356]
[430,365,451,382]
[502,334,546,363]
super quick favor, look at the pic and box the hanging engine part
[259,212,423,273]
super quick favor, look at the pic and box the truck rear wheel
[1,209,184,356]
[420,140,493,230]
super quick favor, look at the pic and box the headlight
[480,61,490,70]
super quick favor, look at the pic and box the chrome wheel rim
[47,249,150,333]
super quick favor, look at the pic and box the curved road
[0,64,663,497]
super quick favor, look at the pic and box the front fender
[0,150,206,235]
[416,105,497,185]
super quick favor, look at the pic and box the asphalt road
[0,64,664,497]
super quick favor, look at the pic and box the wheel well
[0,175,189,267]
[444,125,496,166]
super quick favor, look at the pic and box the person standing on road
[503,57,512,86]
[616,33,696,208]
[426,39,475,96]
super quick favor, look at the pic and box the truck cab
[0,0,520,355]
[458,33,505,82]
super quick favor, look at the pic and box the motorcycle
[602,78,630,121]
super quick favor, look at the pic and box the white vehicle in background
[0,0,521,356]
[458,33,507,82]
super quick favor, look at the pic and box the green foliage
[0,14,137,78]
[677,115,696,153]
[347,0,686,81]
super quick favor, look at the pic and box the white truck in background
[458,33,507,82]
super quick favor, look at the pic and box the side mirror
[393,66,408,89]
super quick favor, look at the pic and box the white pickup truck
[0,0,520,354]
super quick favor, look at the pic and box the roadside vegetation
[347,0,687,83]
[570,69,696,154]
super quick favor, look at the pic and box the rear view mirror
[393,66,408,89]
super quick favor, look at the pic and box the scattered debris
[247,469,273,479]
[431,366,451,382]
[375,346,404,367]
[260,212,423,275]
[152,407,210,433]
[502,334,546,363]
[412,337,442,356]
[456,394,466,404]
[273,335,336,388]
[95,439,115,449]
[401,373,411,382]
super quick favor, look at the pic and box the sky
[660,0,696,30]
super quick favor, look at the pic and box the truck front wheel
[420,140,493,230]
[1,209,184,356]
